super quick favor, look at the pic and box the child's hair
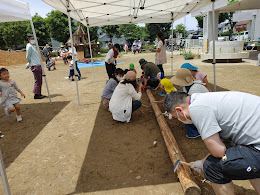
[121,79,137,89]
[67,55,72,59]
[114,68,124,76]
[0,68,8,75]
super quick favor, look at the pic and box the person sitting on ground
[154,72,177,96]
[128,63,137,74]
[164,91,260,195]
[0,68,25,122]
[101,68,124,108]
[170,68,209,138]
[181,63,211,91]
[105,43,120,79]
[109,71,142,123]
[139,58,160,89]
[45,57,56,71]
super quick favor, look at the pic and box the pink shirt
[195,71,207,82]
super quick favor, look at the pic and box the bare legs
[211,182,235,195]
[8,104,21,116]
[249,179,260,194]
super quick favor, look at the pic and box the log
[146,89,201,195]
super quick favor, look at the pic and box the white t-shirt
[109,83,141,122]
[68,47,78,61]
[183,80,209,95]
[105,49,116,64]
[189,91,260,150]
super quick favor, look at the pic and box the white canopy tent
[0,0,52,103]
[43,0,219,92]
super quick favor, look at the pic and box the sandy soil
[0,50,259,195]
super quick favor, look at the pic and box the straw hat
[125,71,136,81]
[170,68,193,86]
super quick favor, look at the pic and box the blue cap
[181,63,198,71]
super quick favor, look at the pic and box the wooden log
[146,89,201,195]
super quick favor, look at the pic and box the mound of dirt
[0,50,29,66]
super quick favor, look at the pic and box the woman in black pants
[105,44,120,78]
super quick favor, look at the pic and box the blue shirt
[26,43,41,67]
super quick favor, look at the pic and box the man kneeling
[164,91,260,195]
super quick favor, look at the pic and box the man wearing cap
[26,34,46,99]
[164,91,260,195]
[109,71,142,122]
[105,44,120,79]
[171,68,208,138]
[139,58,160,89]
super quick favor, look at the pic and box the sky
[20,0,199,30]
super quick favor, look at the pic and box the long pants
[105,62,116,79]
[185,124,200,137]
[31,65,42,95]
[157,64,164,74]
[69,62,81,78]
[132,100,142,112]
[45,56,50,64]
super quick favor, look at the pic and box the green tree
[195,13,232,29]
[118,24,148,41]
[145,23,171,41]
[26,13,50,46]
[174,24,188,38]
[195,16,203,28]
[101,25,121,42]
[0,24,6,49]
[1,21,29,49]
[46,10,76,44]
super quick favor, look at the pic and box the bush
[100,47,109,53]
[184,51,195,60]
[50,52,58,57]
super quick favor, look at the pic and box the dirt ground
[0,50,259,195]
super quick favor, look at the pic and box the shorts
[203,145,260,184]
[63,58,67,61]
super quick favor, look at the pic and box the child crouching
[0,68,25,122]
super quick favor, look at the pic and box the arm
[130,85,142,101]
[203,76,210,91]
[153,48,160,52]
[108,59,110,64]
[26,45,32,64]
[203,133,227,158]
[17,89,25,98]
[153,83,160,91]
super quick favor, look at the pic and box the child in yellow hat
[154,72,176,96]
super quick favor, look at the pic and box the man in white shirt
[68,46,81,80]
[105,44,120,79]
[164,91,260,195]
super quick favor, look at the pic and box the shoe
[186,134,200,139]
[34,94,45,99]
[78,77,81,80]
[0,132,4,138]
[158,92,166,96]
[70,79,75,81]
[4,107,11,116]
[53,68,56,70]
[40,95,46,98]
[17,115,22,122]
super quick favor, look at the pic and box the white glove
[190,160,203,175]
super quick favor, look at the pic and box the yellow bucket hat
[160,78,176,93]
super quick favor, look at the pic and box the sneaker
[17,115,22,122]
[64,77,69,79]
[53,68,56,70]
[158,92,166,96]
[0,132,4,138]
[186,134,200,139]
[34,94,45,99]
[4,107,11,117]
[70,79,75,81]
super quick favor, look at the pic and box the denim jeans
[185,124,200,137]
[132,100,141,112]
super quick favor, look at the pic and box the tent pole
[86,26,95,81]
[67,3,80,105]
[0,149,11,195]
[212,0,216,92]
[171,21,174,75]
[30,19,52,103]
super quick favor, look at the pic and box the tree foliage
[27,13,50,46]
[81,25,99,42]
[101,25,121,41]
[118,24,148,41]
[46,10,76,44]
[0,21,29,49]
[195,16,203,28]
[145,23,171,41]
[174,24,188,38]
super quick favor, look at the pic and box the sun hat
[139,58,147,66]
[155,72,164,80]
[125,71,136,81]
[130,63,134,69]
[160,78,175,93]
[170,68,193,86]
[181,63,198,71]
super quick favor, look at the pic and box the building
[97,28,126,48]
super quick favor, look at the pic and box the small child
[128,63,137,74]
[0,68,25,122]
[154,72,176,96]
[67,55,75,81]
[45,57,56,71]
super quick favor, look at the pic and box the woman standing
[109,71,142,123]
[154,32,167,73]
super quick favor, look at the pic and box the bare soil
[0,50,259,195]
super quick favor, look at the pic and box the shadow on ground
[0,101,70,168]
[71,92,179,194]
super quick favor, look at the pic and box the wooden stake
[146,89,201,195]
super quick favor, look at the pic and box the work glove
[141,74,144,78]
[141,84,147,89]
[190,160,203,175]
